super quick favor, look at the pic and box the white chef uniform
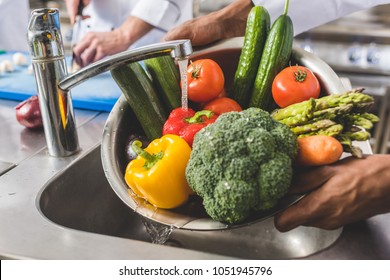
[79,0,193,48]
[251,0,390,36]
[0,0,30,51]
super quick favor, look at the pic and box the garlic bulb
[0,60,14,73]
[12,52,28,66]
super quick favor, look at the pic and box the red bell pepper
[162,108,218,147]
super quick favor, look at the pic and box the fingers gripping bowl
[101,37,368,231]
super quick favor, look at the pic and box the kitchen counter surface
[0,98,389,260]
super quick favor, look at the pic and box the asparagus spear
[279,104,353,127]
[291,119,336,135]
[341,113,380,130]
[314,88,371,110]
[337,134,363,158]
[271,98,315,121]
[312,103,354,119]
[342,130,371,141]
[297,124,343,138]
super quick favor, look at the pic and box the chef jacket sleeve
[251,0,390,35]
[131,0,185,31]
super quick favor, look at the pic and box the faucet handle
[27,8,65,60]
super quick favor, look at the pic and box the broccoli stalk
[185,108,298,224]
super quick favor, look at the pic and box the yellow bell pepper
[125,134,193,209]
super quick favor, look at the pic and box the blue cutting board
[0,52,122,112]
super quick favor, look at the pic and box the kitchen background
[28,0,390,154]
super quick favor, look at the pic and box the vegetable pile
[110,0,380,225]
[185,108,298,224]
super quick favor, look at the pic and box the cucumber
[111,62,167,140]
[144,55,181,111]
[233,6,270,108]
[249,0,294,111]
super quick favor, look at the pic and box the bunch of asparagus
[271,88,380,158]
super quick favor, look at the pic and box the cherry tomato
[272,65,321,108]
[203,97,242,115]
[186,59,225,103]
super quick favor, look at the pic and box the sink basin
[39,146,151,242]
[39,145,342,259]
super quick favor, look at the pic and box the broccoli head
[185,107,298,224]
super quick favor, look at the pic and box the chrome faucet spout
[58,40,193,91]
[27,8,193,157]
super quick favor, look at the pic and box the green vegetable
[342,113,380,130]
[111,62,167,140]
[249,0,293,111]
[272,98,316,121]
[144,55,181,111]
[298,124,344,138]
[232,6,270,108]
[291,119,336,135]
[185,108,298,224]
[314,88,371,110]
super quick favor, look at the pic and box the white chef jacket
[251,0,390,36]
[80,0,193,48]
[0,0,30,51]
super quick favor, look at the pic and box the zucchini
[144,55,181,111]
[233,6,270,108]
[249,0,294,111]
[111,62,167,140]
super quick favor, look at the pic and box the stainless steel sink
[38,144,342,259]
[38,146,151,243]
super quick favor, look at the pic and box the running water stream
[140,57,189,244]
[142,218,174,244]
[178,58,189,110]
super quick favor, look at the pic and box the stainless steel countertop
[0,99,98,165]
[0,98,389,259]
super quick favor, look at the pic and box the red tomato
[272,65,321,108]
[203,97,242,115]
[186,59,225,103]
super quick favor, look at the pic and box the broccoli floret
[255,152,293,210]
[185,107,298,224]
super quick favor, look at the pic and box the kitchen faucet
[27,8,192,157]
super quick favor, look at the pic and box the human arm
[72,0,191,67]
[274,154,390,232]
[164,0,253,46]
[72,15,153,67]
